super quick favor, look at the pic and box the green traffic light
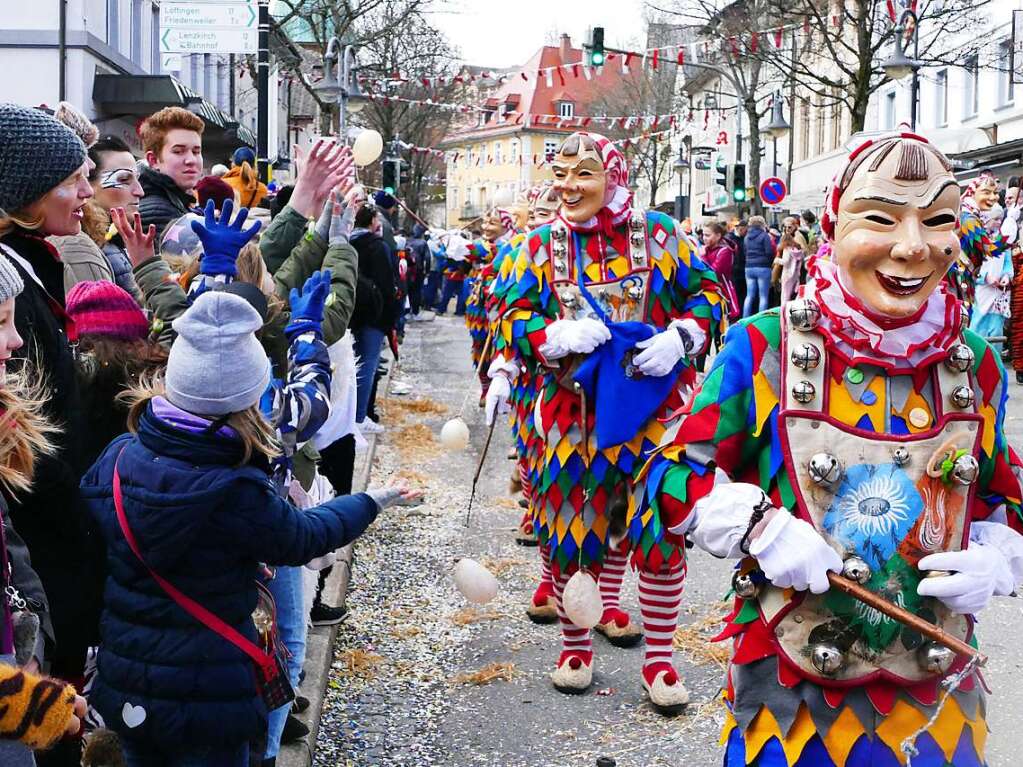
[733,189,747,202]
[385,186,395,195]
[591,52,605,66]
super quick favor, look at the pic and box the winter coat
[103,239,145,304]
[702,240,739,320]
[350,231,398,333]
[743,225,775,268]
[139,166,196,242]
[2,497,53,662]
[48,231,115,292]
[259,205,308,274]
[222,166,268,209]
[0,231,105,677]
[79,403,380,749]
[407,235,430,280]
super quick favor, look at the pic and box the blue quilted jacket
[79,403,377,749]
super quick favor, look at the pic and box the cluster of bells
[732,559,957,678]
[786,299,978,411]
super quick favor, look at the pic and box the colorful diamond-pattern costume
[464,238,500,369]
[492,209,723,574]
[638,295,1023,765]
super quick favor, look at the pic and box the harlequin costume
[954,175,1007,310]
[489,132,723,709]
[637,134,1023,765]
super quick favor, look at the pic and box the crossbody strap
[112,452,273,671]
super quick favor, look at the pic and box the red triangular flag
[651,49,660,69]
[750,32,758,52]
[773,28,783,48]
[676,47,685,65]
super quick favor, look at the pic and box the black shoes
[310,603,349,626]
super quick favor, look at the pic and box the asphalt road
[314,314,1023,767]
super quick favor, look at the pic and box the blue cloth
[264,565,306,758]
[743,267,772,317]
[436,277,466,315]
[191,199,261,278]
[743,226,775,268]
[122,740,248,767]
[79,405,379,750]
[353,326,386,423]
[285,269,331,339]
[573,321,683,449]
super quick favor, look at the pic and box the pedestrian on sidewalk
[435,233,469,316]
[422,230,445,309]
[138,107,203,240]
[222,147,268,210]
[742,215,774,317]
[407,223,431,320]
[79,289,415,766]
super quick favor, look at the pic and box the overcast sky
[426,0,650,69]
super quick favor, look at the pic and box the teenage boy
[138,107,204,238]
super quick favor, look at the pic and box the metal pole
[256,0,270,183]
[910,18,920,131]
[58,0,67,101]
[229,53,236,115]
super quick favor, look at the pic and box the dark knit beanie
[66,281,150,341]
[195,176,235,211]
[0,103,87,214]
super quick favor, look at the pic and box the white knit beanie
[0,252,25,304]
[165,291,271,416]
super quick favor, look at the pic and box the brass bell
[949,385,975,410]
[841,556,872,585]
[630,231,645,248]
[790,343,822,371]
[554,260,567,274]
[951,454,979,485]
[551,225,567,241]
[791,380,817,404]
[917,642,955,674]
[629,215,645,232]
[551,242,567,258]
[732,570,760,599]
[808,453,843,486]
[631,253,645,264]
[560,291,577,308]
[628,286,643,300]
[787,298,822,332]
[811,643,845,676]
[945,343,974,373]
[892,446,911,467]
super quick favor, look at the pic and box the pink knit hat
[66,281,150,341]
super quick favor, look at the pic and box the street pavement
[314,315,1023,766]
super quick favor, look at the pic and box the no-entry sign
[759,177,787,206]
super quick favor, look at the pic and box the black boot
[1016,370,1023,385]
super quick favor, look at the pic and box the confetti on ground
[673,603,732,669]
[450,662,517,686]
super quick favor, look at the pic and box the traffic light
[399,159,410,186]
[728,163,748,203]
[714,155,728,189]
[589,27,605,66]
[382,158,398,195]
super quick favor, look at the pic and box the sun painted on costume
[823,463,922,570]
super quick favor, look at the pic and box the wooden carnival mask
[830,137,961,320]
[551,132,625,226]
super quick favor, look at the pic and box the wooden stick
[464,417,498,527]
[827,572,987,666]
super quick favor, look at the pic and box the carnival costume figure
[954,173,1007,310]
[638,133,1023,765]
[488,132,723,711]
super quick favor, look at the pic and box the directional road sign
[759,176,788,207]
[161,1,258,54]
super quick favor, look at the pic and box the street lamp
[674,141,691,222]
[882,11,921,129]
[313,38,367,140]
[765,91,789,178]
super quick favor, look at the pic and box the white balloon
[562,570,603,628]
[351,129,383,167]
[453,558,499,604]
[440,417,470,451]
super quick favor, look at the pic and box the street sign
[759,176,787,206]
[160,1,258,54]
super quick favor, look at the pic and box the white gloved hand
[1001,214,1019,244]
[917,542,1015,614]
[538,318,611,360]
[970,520,1023,585]
[485,375,511,425]
[683,480,770,557]
[633,321,690,377]
[748,512,843,594]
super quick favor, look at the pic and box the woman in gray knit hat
[0,102,107,744]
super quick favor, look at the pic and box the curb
[278,430,379,767]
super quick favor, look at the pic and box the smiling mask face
[833,140,960,319]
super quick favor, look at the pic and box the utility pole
[256,0,270,183]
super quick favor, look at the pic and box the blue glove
[285,269,332,338]
[191,199,262,278]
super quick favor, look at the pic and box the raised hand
[290,140,354,218]
[109,207,156,267]
[285,269,332,338]
[190,199,262,278]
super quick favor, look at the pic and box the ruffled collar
[560,185,633,237]
[803,259,962,370]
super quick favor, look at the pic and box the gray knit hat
[0,103,87,214]
[0,253,24,303]
[165,291,271,417]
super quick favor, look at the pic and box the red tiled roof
[443,37,640,144]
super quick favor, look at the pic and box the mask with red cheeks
[551,133,623,225]
[831,139,961,319]
[481,209,508,242]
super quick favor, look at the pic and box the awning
[948,136,1023,181]
[93,74,254,150]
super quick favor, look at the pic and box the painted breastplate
[761,298,983,686]
[547,215,652,324]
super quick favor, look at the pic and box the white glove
[683,480,770,557]
[748,512,843,594]
[632,321,696,377]
[969,520,1023,585]
[917,542,1015,614]
[538,318,611,360]
[1001,215,1018,244]
[485,375,511,425]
